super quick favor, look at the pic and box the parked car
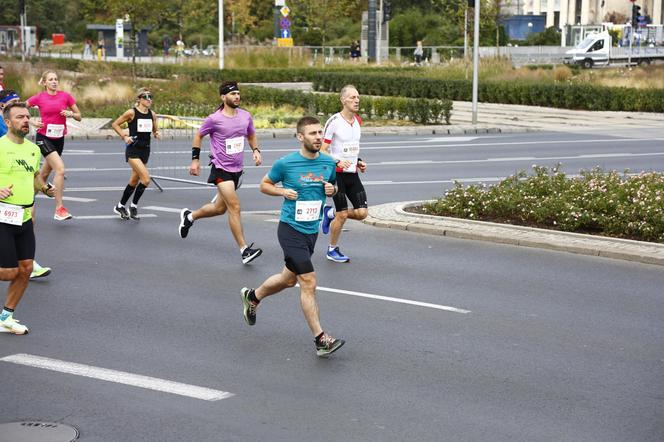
[202,45,217,56]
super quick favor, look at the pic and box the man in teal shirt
[240,116,346,357]
[0,102,56,334]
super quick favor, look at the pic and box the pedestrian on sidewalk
[241,116,345,357]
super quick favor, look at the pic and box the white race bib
[295,200,322,222]
[46,124,65,138]
[0,202,24,226]
[137,119,153,133]
[225,137,244,155]
[341,141,360,173]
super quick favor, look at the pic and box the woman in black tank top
[110,88,160,220]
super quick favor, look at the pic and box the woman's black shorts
[35,133,64,158]
[125,143,151,164]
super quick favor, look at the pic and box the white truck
[564,31,664,68]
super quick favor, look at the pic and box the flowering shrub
[422,165,664,243]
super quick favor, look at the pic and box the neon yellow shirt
[0,135,41,222]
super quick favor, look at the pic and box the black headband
[221,84,239,95]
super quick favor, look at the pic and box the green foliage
[313,72,664,113]
[423,166,664,243]
[524,27,562,46]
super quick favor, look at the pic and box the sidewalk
[365,202,664,267]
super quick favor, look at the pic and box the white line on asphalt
[66,149,95,153]
[142,206,278,216]
[73,214,158,220]
[316,285,471,314]
[0,353,234,401]
[142,206,181,213]
[362,136,479,144]
[35,195,97,202]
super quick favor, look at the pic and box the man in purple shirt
[178,81,263,264]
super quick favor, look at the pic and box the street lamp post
[471,0,480,124]
[219,0,224,70]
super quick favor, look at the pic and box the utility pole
[471,0,480,125]
[219,0,224,69]
[19,0,26,61]
[368,0,376,62]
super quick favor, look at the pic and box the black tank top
[128,108,153,146]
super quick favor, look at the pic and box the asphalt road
[2,131,664,441]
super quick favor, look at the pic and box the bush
[422,165,664,243]
[313,72,664,113]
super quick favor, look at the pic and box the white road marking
[142,206,181,213]
[66,149,95,153]
[0,353,233,401]
[362,136,479,144]
[35,195,96,202]
[73,214,158,220]
[315,285,471,314]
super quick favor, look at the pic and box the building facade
[507,0,662,28]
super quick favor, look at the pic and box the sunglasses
[139,94,153,100]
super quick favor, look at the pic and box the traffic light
[468,0,475,7]
[382,0,392,23]
[631,4,641,27]
[18,0,25,14]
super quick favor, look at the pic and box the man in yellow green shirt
[0,102,56,334]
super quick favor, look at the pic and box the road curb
[363,201,664,267]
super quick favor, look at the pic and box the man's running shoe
[129,206,139,220]
[241,243,262,264]
[326,247,349,263]
[240,287,258,326]
[321,205,334,234]
[30,261,51,279]
[315,333,345,357]
[54,206,73,220]
[179,209,193,238]
[114,204,129,220]
[0,314,29,335]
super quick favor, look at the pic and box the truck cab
[564,32,611,68]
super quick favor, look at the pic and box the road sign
[280,6,290,17]
[277,38,293,47]
[280,18,291,29]
[281,29,291,39]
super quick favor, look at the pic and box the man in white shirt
[320,85,368,263]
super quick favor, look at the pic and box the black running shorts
[207,165,243,190]
[125,144,150,164]
[277,221,317,275]
[0,219,35,268]
[332,172,368,212]
[35,133,65,158]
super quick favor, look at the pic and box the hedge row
[24,57,414,83]
[242,87,452,124]
[84,86,452,125]
[313,72,664,113]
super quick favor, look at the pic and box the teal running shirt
[268,151,337,234]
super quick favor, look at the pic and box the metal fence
[149,115,213,190]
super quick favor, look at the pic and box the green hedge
[313,72,664,113]
[84,86,452,125]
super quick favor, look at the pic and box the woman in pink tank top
[27,70,82,220]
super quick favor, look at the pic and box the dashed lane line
[0,354,233,401]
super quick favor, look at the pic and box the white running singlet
[323,112,362,173]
